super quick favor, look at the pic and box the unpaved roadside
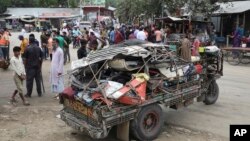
[0,98,227,141]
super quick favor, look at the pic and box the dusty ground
[0,32,249,141]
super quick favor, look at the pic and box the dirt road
[0,32,249,141]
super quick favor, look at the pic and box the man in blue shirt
[109,27,115,45]
[72,27,82,48]
[238,24,244,38]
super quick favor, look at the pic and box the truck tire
[130,104,163,141]
[203,80,219,105]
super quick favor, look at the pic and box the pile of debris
[62,40,222,108]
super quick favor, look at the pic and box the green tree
[106,0,120,7]
[39,0,59,7]
[0,0,11,13]
[11,0,38,7]
[116,0,231,23]
[69,0,78,8]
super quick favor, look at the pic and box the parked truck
[59,40,223,141]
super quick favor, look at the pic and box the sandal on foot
[9,99,17,106]
[10,98,18,103]
[23,101,30,106]
[53,94,59,99]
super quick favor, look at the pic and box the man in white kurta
[50,38,64,95]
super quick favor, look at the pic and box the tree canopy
[115,0,231,23]
[0,0,11,14]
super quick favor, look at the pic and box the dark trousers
[64,47,70,63]
[73,37,77,47]
[42,46,49,59]
[2,47,9,60]
[50,54,53,61]
[26,68,42,96]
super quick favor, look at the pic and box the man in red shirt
[114,28,124,44]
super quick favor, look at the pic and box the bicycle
[224,50,250,65]
[240,51,250,64]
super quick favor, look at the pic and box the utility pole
[161,1,165,28]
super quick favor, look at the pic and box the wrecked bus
[59,40,223,141]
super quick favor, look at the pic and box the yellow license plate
[64,99,93,117]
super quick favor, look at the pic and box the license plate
[67,119,80,131]
[64,99,93,117]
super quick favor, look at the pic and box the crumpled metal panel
[71,46,151,70]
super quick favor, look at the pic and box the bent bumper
[60,110,108,139]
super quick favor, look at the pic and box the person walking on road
[29,34,39,47]
[77,39,88,59]
[18,35,29,57]
[136,27,147,41]
[180,35,191,62]
[10,46,30,106]
[231,24,244,48]
[109,27,115,45]
[23,34,43,98]
[40,30,49,60]
[62,31,71,64]
[3,28,11,60]
[47,33,53,61]
[114,28,124,44]
[0,30,7,60]
[50,38,64,98]
[53,31,65,49]
[154,28,162,43]
[72,27,82,48]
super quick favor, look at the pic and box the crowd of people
[0,23,201,106]
[3,19,250,106]
[105,25,164,44]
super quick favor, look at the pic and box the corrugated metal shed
[214,1,250,14]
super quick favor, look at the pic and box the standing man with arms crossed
[23,34,43,98]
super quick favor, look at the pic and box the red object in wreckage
[91,92,113,106]
[62,87,76,100]
[118,79,147,105]
[195,64,203,74]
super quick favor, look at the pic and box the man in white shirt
[136,27,147,41]
[134,26,139,37]
[10,46,29,106]
[50,38,64,98]
[61,26,69,36]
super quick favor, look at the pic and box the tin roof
[214,1,250,14]
[4,8,81,19]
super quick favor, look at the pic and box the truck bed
[60,80,201,138]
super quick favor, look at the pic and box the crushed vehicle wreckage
[59,39,223,141]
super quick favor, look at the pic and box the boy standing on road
[10,46,30,106]
[77,39,87,59]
